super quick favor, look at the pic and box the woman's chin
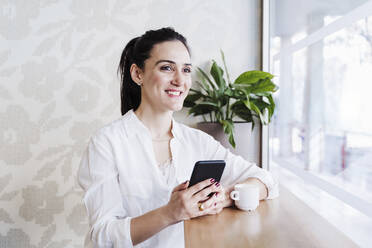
[166,103,183,112]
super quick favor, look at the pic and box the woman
[78,27,278,248]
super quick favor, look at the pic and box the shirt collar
[123,109,182,140]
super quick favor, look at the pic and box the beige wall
[0,0,261,246]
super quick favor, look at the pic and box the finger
[188,178,215,195]
[208,201,224,215]
[195,205,210,217]
[201,202,222,216]
[201,192,219,209]
[194,182,221,201]
[195,199,223,217]
[212,185,224,197]
[214,191,225,203]
[172,180,189,193]
[215,202,224,214]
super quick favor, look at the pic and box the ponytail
[118,27,190,115]
[118,37,141,115]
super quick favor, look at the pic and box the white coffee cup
[230,184,259,211]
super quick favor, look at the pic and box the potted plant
[183,51,277,152]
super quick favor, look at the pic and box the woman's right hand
[164,178,223,223]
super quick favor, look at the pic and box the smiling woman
[129,40,192,113]
[118,28,192,115]
[78,27,278,248]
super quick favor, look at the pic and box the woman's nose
[172,70,184,85]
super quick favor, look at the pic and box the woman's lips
[165,90,182,97]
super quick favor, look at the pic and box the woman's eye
[160,65,172,71]
[184,67,192,73]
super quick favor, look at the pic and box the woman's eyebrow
[155,59,192,66]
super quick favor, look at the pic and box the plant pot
[196,122,261,164]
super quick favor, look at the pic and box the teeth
[166,91,181,96]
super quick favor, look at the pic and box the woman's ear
[130,64,143,86]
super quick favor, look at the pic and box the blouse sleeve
[202,132,279,199]
[78,133,134,247]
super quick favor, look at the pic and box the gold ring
[198,202,204,211]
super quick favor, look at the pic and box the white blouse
[158,158,176,187]
[78,110,278,248]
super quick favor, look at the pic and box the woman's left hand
[200,184,233,215]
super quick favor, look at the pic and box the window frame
[262,0,372,218]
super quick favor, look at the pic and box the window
[266,0,372,246]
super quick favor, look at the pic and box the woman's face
[137,40,192,113]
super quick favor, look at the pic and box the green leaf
[194,81,210,95]
[234,70,274,85]
[254,92,271,97]
[210,60,226,90]
[230,101,253,122]
[266,95,275,120]
[251,98,269,112]
[188,102,220,116]
[229,88,246,100]
[197,75,211,93]
[218,94,229,107]
[183,93,202,108]
[194,80,208,91]
[224,88,234,97]
[228,132,236,148]
[251,97,273,123]
[220,119,233,133]
[197,67,216,90]
[220,119,235,148]
[249,101,265,124]
[220,50,232,85]
[200,101,220,108]
[189,88,210,101]
[189,88,201,94]
[249,78,278,94]
[243,97,251,110]
[231,85,251,98]
[233,84,251,88]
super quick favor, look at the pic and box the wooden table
[184,186,357,248]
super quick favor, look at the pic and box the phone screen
[188,160,226,187]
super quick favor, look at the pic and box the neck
[134,104,173,139]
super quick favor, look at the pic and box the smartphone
[188,160,226,188]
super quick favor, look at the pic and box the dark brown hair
[118,27,190,115]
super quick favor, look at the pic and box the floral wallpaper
[0,0,261,247]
